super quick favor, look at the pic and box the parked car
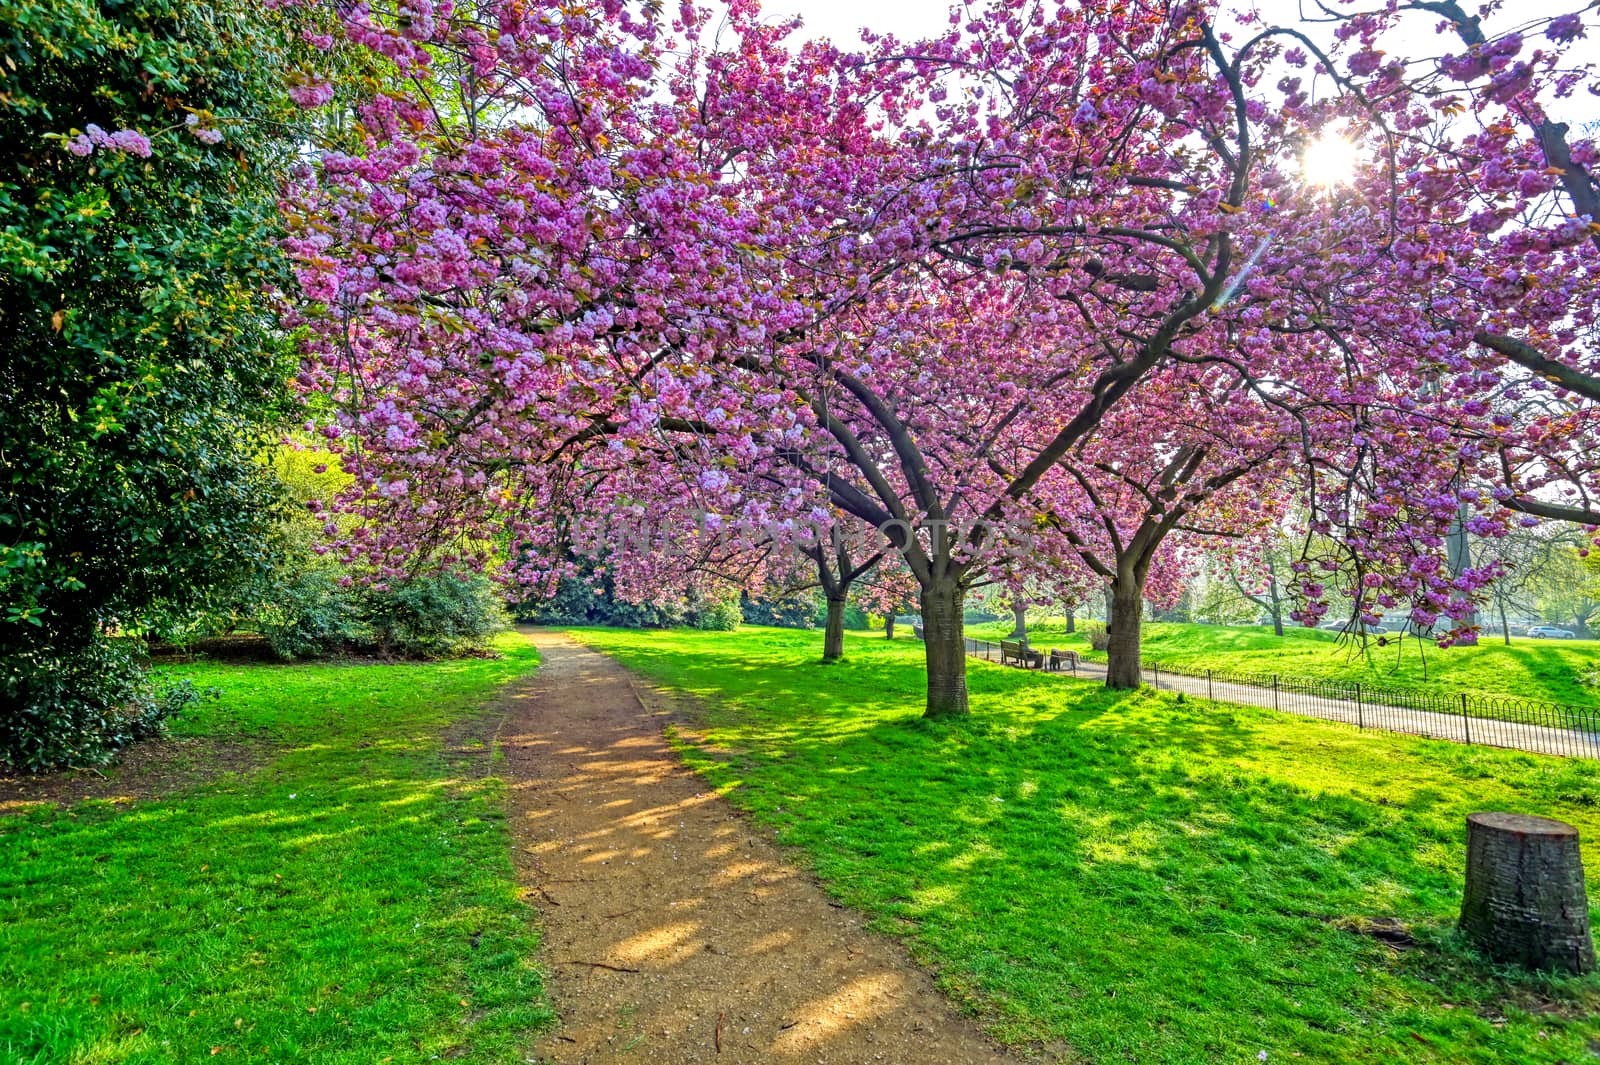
[1316,618,1391,635]
[1527,625,1577,639]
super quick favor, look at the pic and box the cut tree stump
[1459,812,1595,974]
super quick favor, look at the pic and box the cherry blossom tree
[278,0,1600,714]
[855,559,920,639]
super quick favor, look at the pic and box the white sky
[764,0,1595,127]
[770,0,1598,58]
[766,0,952,44]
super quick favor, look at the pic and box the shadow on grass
[570,626,1600,1065]
[0,638,550,1065]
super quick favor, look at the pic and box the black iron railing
[960,636,1600,759]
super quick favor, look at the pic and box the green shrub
[741,591,818,629]
[361,573,509,658]
[256,569,367,660]
[1081,619,1110,651]
[0,0,327,769]
[253,570,507,660]
[518,560,742,632]
[0,639,208,771]
[689,596,743,631]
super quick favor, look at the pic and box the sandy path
[499,630,1021,1065]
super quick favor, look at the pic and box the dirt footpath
[500,630,1021,1065]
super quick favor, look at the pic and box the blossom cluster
[64,124,152,158]
[271,0,1599,659]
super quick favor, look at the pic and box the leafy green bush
[518,560,740,631]
[252,569,507,660]
[1081,620,1110,651]
[362,574,509,658]
[256,569,368,660]
[0,640,209,771]
[688,596,742,631]
[740,591,817,629]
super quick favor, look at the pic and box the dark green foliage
[741,590,818,629]
[518,563,740,630]
[0,638,209,770]
[0,0,317,766]
[255,568,366,660]
[257,570,508,660]
[687,595,742,631]
[362,573,510,657]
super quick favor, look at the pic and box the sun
[1301,134,1360,188]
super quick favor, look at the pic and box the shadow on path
[500,630,1021,1064]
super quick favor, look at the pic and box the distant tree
[856,561,919,640]
[1220,537,1302,637]
[1469,523,1580,642]
[1525,534,1600,636]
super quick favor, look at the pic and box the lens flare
[1302,135,1359,188]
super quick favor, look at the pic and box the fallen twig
[715,1012,725,1054]
[559,960,640,974]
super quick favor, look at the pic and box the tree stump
[1459,812,1594,973]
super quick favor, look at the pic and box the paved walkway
[975,646,1600,759]
[500,630,1020,1064]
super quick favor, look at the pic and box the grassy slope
[570,624,1600,1065]
[0,634,550,1065]
[969,619,1600,705]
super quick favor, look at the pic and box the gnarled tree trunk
[1105,574,1145,689]
[921,577,968,717]
[884,614,896,640]
[1008,602,1028,640]
[1064,607,1076,634]
[1460,812,1595,973]
[822,595,846,662]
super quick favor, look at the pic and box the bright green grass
[569,624,1600,1065]
[968,619,1600,705]
[0,634,550,1065]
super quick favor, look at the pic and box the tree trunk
[1498,593,1511,647]
[822,595,846,662]
[884,614,896,641]
[1008,602,1028,640]
[1447,503,1478,628]
[1460,812,1594,973]
[1102,585,1115,627]
[921,577,969,717]
[1064,608,1075,634]
[1269,579,1285,637]
[1105,576,1145,689]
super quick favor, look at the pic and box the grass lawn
[569,624,1600,1065]
[0,634,550,1065]
[968,619,1600,705]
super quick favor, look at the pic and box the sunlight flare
[1302,134,1360,188]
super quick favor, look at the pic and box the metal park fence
[960,636,1600,760]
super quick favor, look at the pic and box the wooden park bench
[1046,648,1079,672]
[1000,639,1043,669]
